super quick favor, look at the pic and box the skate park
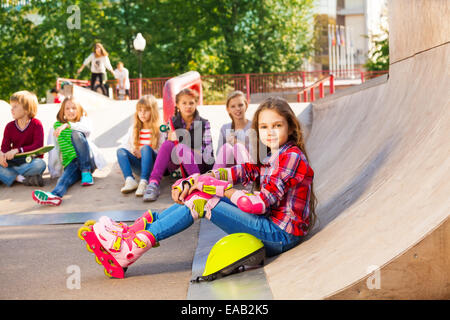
[0,0,449,300]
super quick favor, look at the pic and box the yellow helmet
[193,233,265,282]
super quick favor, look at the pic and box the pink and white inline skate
[77,220,158,278]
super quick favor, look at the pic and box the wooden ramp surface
[265,0,450,299]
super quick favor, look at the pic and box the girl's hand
[54,124,68,138]
[133,148,141,159]
[0,152,8,168]
[168,130,177,142]
[226,134,237,145]
[171,184,190,204]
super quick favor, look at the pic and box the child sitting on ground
[117,95,166,196]
[0,91,46,187]
[213,90,254,169]
[32,97,106,206]
[143,88,215,202]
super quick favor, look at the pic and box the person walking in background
[77,42,115,96]
[114,61,130,100]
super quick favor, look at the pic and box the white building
[313,0,388,68]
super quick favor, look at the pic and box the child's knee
[34,158,47,173]
[140,145,152,155]
[116,148,127,158]
[71,130,85,142]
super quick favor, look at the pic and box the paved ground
[0,221,200,299]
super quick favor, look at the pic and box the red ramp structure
[265,0,449,299]
[162,71,203,122]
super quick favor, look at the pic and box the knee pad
[230,190,266,214]
[184,190,220,220]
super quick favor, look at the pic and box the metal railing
[56,69,388,103]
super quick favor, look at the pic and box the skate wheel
[86,243,94,253]
[84,220,96,227]
[104,268,112,278]
[77,226,91,240]
[95,256,102,265]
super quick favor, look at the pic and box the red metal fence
[56,69,388,104]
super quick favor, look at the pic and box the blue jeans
[51,131,95,197]
[146,198,303,257]
[116,146,156,181]
[0,158,46,187]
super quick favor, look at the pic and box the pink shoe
[98,210,154,233]
[78,222,158,278]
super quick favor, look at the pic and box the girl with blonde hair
[214,90,253,169]
[117,95,166,196]
[32,97,106,206]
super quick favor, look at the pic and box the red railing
[56,69,387,103]
[298,75,335,102]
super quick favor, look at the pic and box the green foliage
[0,0,314,101]
[365,29,389,71]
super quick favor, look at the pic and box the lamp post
[133,33,146,99]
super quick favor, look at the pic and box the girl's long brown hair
[251,97,317,233]
[57,97,86,123]
[174,88,200,119]
[93,42,108,57]
[133,95,160,150]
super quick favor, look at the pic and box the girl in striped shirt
[117,95,166,196]
[89,97,316,276]
[32,97,106,206]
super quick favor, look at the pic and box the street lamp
[133,33,146,98]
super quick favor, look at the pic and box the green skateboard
[13,145,54,164]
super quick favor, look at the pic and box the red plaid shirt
[230,141,314,236]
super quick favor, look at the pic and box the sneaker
[23,175,44,187]
[81,172,94,186]
[121,177,138,194]
[135,180,148,197]
[143,182,160,202]
[32,190,62,206]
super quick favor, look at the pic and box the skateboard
[77,220,127,279]
[10,145,54,165]
[159,117,187,179]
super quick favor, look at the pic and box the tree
[365,29,389,71]
[0,0,315,101]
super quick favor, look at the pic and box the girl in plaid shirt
[88,97,316,276]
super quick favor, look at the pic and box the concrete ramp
[265,0,449,299]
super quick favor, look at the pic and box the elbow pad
[230,190,266,214]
